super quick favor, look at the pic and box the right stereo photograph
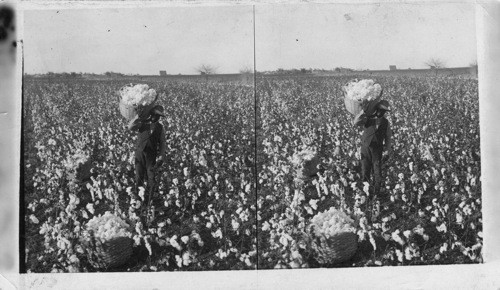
[255,2,481,269]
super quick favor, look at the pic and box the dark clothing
[129,117,166,192]
[135,148,157,190]
[353,110,392,196]
[135,121,165,154]
[361,143,383,194]
[361,117,389,147]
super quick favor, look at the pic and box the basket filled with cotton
[80,211,134,269]
[118,84,158,121]
[342,79,382,116]
[307,207,358,265]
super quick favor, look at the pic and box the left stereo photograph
[21,6,257,273]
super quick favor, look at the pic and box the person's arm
[159,124,167,158]
[384,122,392,155]
[128,115,143,131]
[352,110,368,127]
[156,124,167,165]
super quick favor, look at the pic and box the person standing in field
[128,105,167,194]
[353,100,392,199]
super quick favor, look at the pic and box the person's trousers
[360,143,383,196]
[135,149,157,193]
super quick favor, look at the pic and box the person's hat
[151,105,166,117]
[377,100,391,111]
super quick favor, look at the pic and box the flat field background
[22,75,481,272]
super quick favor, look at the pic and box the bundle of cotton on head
[119,84,157,107]
[84,211,132,242]
[310,207,356,238]
[344,79,382,102]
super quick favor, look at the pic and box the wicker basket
[345,97,381,115]
[308,225,358,265]
[84,236,134,269]
[344,98,363,115]
[119,101,138,121]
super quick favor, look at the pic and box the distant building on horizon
[389,65,397,71]
[159,70,167,76]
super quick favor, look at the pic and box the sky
[24,3,477,74]
[24,6,255,75]
[255,3,477,71]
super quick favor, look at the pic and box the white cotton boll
[439,243,448,254]
[175,255,183,268]
[214,229,223,238]
[433,209,440,218]
[181,236,189,244]
[436,223,447,233]
[57,240,66,250]
[279,236,289,247]
[182,252,191,266]
[86,203,95,215]
[170,236,182,251]
[145,239,152,256]
[395,249,404,262]
[309,199,318,210]
[404,247,413,260]
[392,231,405,246]
[138,187,145,201]
[29,215,39,224]
[232,219,240,231]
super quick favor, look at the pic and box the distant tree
[196,64,218,75]
[425,58,446,69]
[239,66,254,75]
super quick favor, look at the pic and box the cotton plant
[25,75,481,272]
